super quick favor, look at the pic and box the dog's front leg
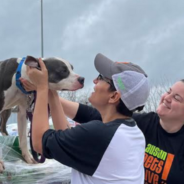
[0,160,5,173]
[17,104,36,164]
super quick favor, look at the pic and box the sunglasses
[96,74,112,85]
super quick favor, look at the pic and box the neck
[160,119,184,133]
[21,62,30,81]
[98,106,130,123]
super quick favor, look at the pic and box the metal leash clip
[26,93,35,113]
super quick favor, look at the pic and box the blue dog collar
[16,57,33,94]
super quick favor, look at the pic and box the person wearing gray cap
[23,53,150,184]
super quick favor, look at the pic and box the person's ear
[109,91,121,104]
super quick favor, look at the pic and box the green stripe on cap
[117,77,125,90]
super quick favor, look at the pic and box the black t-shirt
[75,104,184,184]
[133,112,184,184]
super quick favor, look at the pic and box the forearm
[59,97,79,119]
[49,91,69,130]
[32,87,49,154]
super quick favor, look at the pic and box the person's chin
[88,95,92,103]
[157,106,166,117]
[156,105,162,114]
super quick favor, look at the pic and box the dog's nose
[78,77,85,85]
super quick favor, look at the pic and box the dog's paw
[0,160,5,173]
[23,152,37,164]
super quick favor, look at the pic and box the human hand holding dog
[26,58,48,90]
[19,78,37,91]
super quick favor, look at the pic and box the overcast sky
[1,0,184,91]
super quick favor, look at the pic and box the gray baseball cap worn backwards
[94,53,150,111]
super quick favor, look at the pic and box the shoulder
[133,112,158,122]
[74,104,101,123]
[132,112,159,133]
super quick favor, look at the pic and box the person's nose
[164,93,172,102]
[93,78,98,84]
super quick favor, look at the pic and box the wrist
[37,85,48,91]
[49,90,58,96]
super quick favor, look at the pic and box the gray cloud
[0,0,184,90]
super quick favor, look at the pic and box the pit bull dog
[0,56,84,172]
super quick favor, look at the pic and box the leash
[16,57,46,163]
[26,92,46,163]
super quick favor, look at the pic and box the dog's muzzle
[78,77,85,85]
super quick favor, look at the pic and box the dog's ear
[24,56,41,70]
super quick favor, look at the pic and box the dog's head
[24,56,84,91]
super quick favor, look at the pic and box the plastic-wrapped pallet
[0,136,71,184]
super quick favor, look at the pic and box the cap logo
[117,77,125,90]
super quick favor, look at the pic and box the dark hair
[108,81,144,117]
[181,79,184,83]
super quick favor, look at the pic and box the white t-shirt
[43,105,145,184]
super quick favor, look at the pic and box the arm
[33,87,49,154]
[59,97,79,120]
[59,98,102,123]
[48,90,70,130]
[26,58,50,154]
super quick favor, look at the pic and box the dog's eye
[62,66,68,73]
[56,66,67,73]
